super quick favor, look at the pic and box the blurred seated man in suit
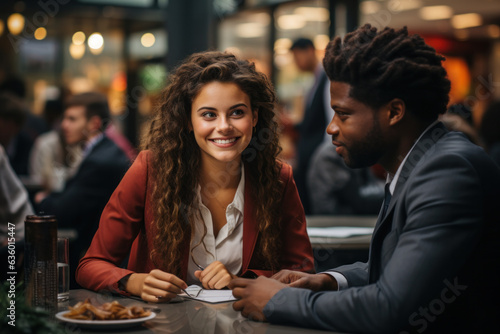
[230,24,500,333]
[307,140,384,215]
[35,92,131,288]
[290,37,332,214]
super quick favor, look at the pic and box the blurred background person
[479,99,500,167]
[29,87,83,193]
[440,103,483,146]
[1,144,33,281]
[0,76,48,176]
[0,92,33,177]
[307,141,385,215]
[35,92,131,288]
[290,37,332,214]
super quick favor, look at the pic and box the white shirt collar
[82,133,104,158]
[386,120,440,195]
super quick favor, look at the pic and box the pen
[156,288,192,299]
[190,253,205,271]
[181,288,192,297]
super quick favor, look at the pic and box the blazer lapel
[242,166,258,273]
[368,122,448,282]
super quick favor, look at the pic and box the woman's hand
[194,261,235,289]
[126,269,188,303]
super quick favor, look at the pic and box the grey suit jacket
[264,122,500,333]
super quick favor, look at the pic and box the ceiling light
[236,22,266,38]
[88,32,104,50]
[277,14,306,30]
[248,13,270,25]
[69,43,85,59]
[419,6,453,21]
[7,13,25,35]
[361,1,381,15]
[451,13,482,29]
[294,7,329,22]
[388,0,422,12]
[72,31,86,45]
[141,33,155,47]
[34,27,47,40]
[0,19,4,36]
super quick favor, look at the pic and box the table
[306,215,377,272]
[57,289,341,333]
[306,215,377,249]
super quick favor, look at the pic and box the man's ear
[386,98,405,126]
[88,115,103,133]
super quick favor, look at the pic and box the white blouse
[186,165,245,285]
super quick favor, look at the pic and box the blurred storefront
[1,0,500,147]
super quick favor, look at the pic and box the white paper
[307,226,374,238]
[179,285,236,304]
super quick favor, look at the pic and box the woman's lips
[209,137,239,147]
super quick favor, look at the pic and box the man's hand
[229,276,287,322]
[272,270,338,291]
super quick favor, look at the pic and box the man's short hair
[290,37,315,51]
[66,92,110,130]
[0,92,27,126]
[323,24,451,122]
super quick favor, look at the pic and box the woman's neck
[199,158,242,190]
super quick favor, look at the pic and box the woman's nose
[217,117,232,132]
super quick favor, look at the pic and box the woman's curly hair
[323,24,451,121]
[143,51,283,276]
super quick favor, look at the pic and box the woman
[76,51,314,302]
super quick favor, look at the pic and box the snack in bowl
[63,299,151,320]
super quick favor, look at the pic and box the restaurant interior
[2,0,500,290]
[1,0,499,146]
[2,0,500,332]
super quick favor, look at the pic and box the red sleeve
[245,163,315,277]
[75,151,150,294]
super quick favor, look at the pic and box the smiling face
[327,81,387,168]
[190,81,258,166]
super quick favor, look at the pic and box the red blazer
[76,151,314,293]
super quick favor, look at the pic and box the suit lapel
[242,165,258,273]
[368,122,448,282]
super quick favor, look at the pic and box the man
[290,38,332,214]
[307,140,384,215]
[1,144,33,281]
[36,92,130,288]
[230,25,500,333]
[0,92,33,176]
